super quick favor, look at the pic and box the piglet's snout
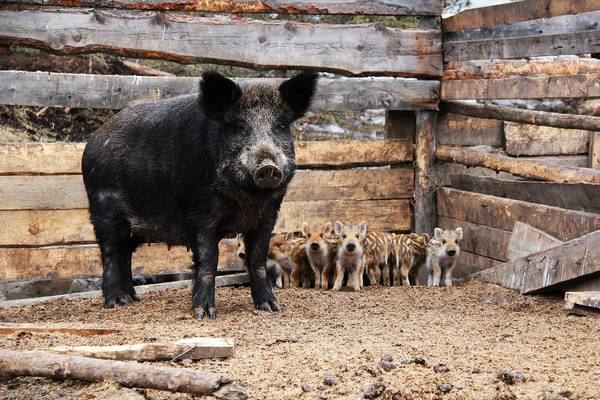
[253,160,283,189]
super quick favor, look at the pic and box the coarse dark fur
[82,71,318,319]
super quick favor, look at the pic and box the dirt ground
[0,282,598,400]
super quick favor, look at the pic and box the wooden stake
[414,110,437,234]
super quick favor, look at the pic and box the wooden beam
[414,110,436,234]
[0,242,244,281]
[590,132,600,168]
[0,274,250,308]
[565,291,600,313]
[0,168,414,211]
[0,349,242,396]
[436,112,503,147]
[442,74,600,100]
[437,188,600,242]
[436,145,600,184]
[0,324,119,335]
[440,101,600,131]
[438,216,510,262]
[0,71,440,111]
[506,222,563,261]
[448,174,600,214]
[442,0,600,32]
[504,122,590,156]
[0,10,442,77]
[470,259,527,291]
[50,337,235,361]
[0,141,413,176]
[0,0,443,15]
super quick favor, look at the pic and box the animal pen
[0,0,599,399]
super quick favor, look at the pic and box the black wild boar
[81,71,318,319]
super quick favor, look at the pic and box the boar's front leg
[245,221,282,313]
[189,233,219,320]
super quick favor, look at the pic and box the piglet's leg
[190,233,219,320]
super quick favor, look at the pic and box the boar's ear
[434,228,443,240]
[323,222,332,235]
[302,222,310,237]
[359,221,368,240]
[200,71,242,117]
[334,221,344,236]
[279,70,319,120]
[455,227,463,240]
[285,232,294,242]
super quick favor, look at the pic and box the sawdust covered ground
[0,282,598,400]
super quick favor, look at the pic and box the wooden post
[590,132,600,169]
[414,111,437,235]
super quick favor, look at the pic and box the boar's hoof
[256,301,283,313]
[103,293,136,308]
[193,306,218,320]
[253,162,283,189]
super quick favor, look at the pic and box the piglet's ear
[334,221,344,236]
[279,70,319,120]
[200,71,241,117]
[455,227,463,240]
[359,221,368,240]
[434,228,443,240]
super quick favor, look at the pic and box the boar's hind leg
[245,229,282,313]
[89,192,138,308]
[190,235,219,320]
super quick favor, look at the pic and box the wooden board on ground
[449,174,600,213]
[506,222,563,261]
[0,324,119,335]
[0,168,414,212]
[436,112,503,147]
[0,141,413,176]
[504,122,590,156]
[437,188,600,242]
[0,0,444,15]
[50,337,235,361]
[438,216,510,262]
[0,274,249,308]
[470,259,527,291]
[0,11,442,77]
[564,291,600,315]
[0,71,440,111]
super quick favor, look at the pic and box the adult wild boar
[82,71,318,319]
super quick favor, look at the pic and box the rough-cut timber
[385,110,416,141]
[438,216,510,262]
[443,58,600,81]
[0,242,245,281]
[564,291,600,313]
[506,222,563,262]
[454,251,501,279]
[0,71,440,111]
[436,112,503,147]
[50,337,235,361]
[504,122,590,156]
[0,141,413,176]
[437,145,600,184]
[442,0,600,32]
[0,324,119,335]
[437,188,600,242]
[0,168,413,212]
[471,260,527,291]
[1,0,443,15]
[440,101,600,131]
[0,349,242,395]
[0,10,442,77]
[414,111,436,234]
[591,132,600,168]
[0,274,250,308]
[520,230,600,294]
[449,174,600,214]
[442,74,600,100]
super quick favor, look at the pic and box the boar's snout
[253,160,284,189]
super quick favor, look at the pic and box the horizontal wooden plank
[454,250,501,279]
[0,71,440,111]
[565,291,600,311]
[449,174,600,214]
[471,258,526,291]
[0,241,244,282]
[437,187,600,242]
[438,215,510,262]
[0,199,411,246]
[0,141,413,176]
[505,122,590,156]
[442,0,600,32]
[440,101,600,131]
[0,167,413,211]
[0,0,443,15]
[436,112,503,147]
[444,27,600,62]
[0,10,442,77]
[437,145,600,184]
[443,58,600,81]
[442,74,600,100]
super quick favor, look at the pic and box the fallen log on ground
[440,101,600,131]
[0,349,246,397]
[0,324,119,336]
[50,337,235,361]
[564,291,600,316]
[436,145,600,184]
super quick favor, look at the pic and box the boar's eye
[342,234,347,239]
[319,233,323,238]
[356,234,360,239]
[307,233,311,238]
[442,240,447,244]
